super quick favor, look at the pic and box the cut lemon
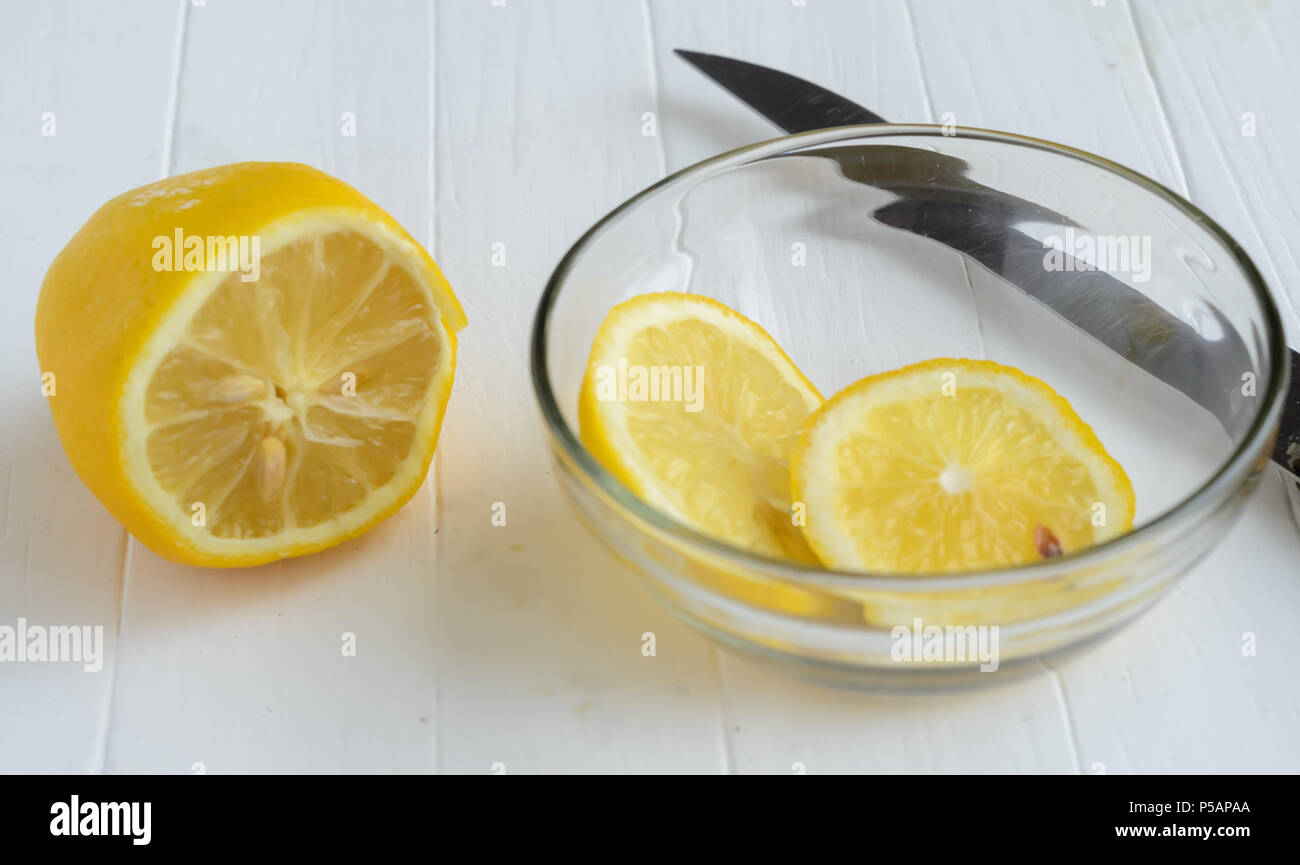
[791,358,1134,573]
[579,292,823,562]
[36,162,465,567]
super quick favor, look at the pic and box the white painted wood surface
[1,0,1297,773]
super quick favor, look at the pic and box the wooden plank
[901,0,1300,772]
[0,0,179,773]
[1130,0,1300,332]
[1056,0,1300,773]
[903,0,1183,183]
[646,0,1083,771]
[431,0,730,773]
[102,0,444,773]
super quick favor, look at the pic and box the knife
[675,49,1300,478]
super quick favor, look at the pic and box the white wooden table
[3,0,1298,774]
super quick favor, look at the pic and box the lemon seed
[254,436,287,503]
[209,374,265,403]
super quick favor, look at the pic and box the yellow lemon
[579,292,823,561]
[791,358,1133,573]
[36,162,466,567]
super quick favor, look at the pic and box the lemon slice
[791,358,1134,573]
[36,163,465,566]
[579,292,823,561]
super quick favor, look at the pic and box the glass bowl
[530,125,1288,689]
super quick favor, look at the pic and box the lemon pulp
[791,358,1134,573]
[133,226,450,543]
[579,292,823,561]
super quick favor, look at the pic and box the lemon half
[36,162,466,566]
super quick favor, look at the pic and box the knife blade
[674,49,887,130]
[675,49,1299,476]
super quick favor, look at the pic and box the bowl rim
[529,123,1289,592]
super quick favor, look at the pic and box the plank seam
[89,531,132,773]
[1122,0,1191,199]
[640,0,667,178]
[641,0,729,774]
[1039,658,1084,774]
[899,0,936,123]
[714,651,736,775]
[902,0,987,361]
[427,0,442,775]
[91,0,190,775]
[1129,3,1300,335]
[159,0,190,179]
